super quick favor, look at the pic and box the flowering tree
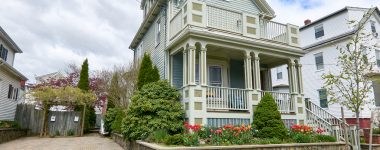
[32,86,96,136]
[322,9,379,130]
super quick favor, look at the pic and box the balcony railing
[206,86,248,111]
[169,0,299,46]
[260,91,294,114]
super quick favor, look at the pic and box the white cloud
[1,0,379,83]
[0,0,142,82]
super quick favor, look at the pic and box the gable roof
[303,7,380,51]
[129,0,276,49]
[0,58,28,80]
[300,7,378,31]
[0,26,23,53]
[254,0,275,19]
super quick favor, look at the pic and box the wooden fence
[15,104,82,136]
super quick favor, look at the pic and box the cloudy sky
[0,0,378,83]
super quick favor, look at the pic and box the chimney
[304,19,311,25]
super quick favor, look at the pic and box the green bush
[0,121,19,128]
[146,130,169,143]
[121,80,185,140]
[104,108,117,132]
[137,53,160,90]
[292,133,312,143]
[165,134,184,145]
[315,134,336,142]
[104,107,126,133]
[253,93,288,139]
[111,108,126,133]
[183,133,199,146]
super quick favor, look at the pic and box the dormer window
[314,24,324,39]
[0,44,8,61]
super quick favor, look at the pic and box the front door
[209,66,222,87]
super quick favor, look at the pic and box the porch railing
[169,2,295,45]
[260,91,294,114]
[206,86,248,111]
[260,19,288,43]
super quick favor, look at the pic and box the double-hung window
[156,18,161,46]
[315,52,324,70]
[371,21,377,33]
[209,66,222,87]
[0,44,8,61]
[318,89,328,108]
[276,67,283,80]
[315,24,324,38]
[376,50,380,68]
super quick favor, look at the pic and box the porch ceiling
[259,54,289,68]
[206,45,245,60]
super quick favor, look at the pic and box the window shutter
[14,88,19,100]
[0,44,3,59]
[8,85,13,99]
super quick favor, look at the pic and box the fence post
[332,125,340,141]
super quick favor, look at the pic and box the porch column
[244,51,253,89]
[296,63,304,94]
[253,54,261,90]
[183,49,188,86]
[200,47,207,86]
[288,59,298,94]
[188,46,197,85]
[267,69,273,91]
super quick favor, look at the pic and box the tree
[253,93,288,139]
[107,72,119,110]
[122,80,185,140]
[137,53,160,90]
[78,59,89,91]
[322,9,378,131]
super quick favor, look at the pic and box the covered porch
[169,42,304,115]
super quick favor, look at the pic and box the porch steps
[305,99,359,149]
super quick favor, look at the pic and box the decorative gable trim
[253,0,275,19]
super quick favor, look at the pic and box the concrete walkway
[0,133,123,150]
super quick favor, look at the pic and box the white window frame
[314,52,324,71]
[155,18,161,46]
[276,67,282,80]
[208,65,222,87]
[314,24,324,39]
[371,21,377,33]
[376,50,380,68]
[318,89,328,108]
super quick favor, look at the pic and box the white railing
[207,5,242,33]
[305,99,358,148]
[206,86,248,111]
[260,19,288,43]
[260,91,294,114]
[170,11,183,39]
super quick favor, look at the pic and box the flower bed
[144,123,337,147]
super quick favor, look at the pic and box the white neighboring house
[274,7,380,125]
[0,26,28,121]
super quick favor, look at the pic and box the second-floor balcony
[169,0,300,47]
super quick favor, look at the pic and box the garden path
[0,133,123,150]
